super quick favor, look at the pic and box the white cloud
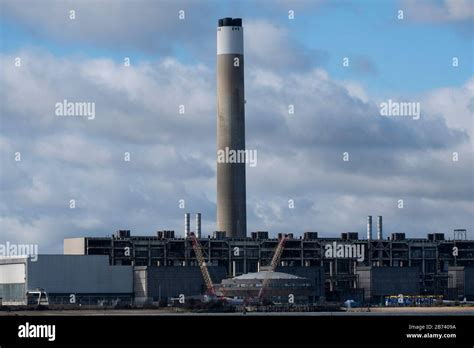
[2,0,215,54]
[34,134,112,166]
[401,0,474,23]
[342,81,370,103]
[245,20,327,71]
[422,77,474,134]
[445,0,474,21]
[0,18,472,252]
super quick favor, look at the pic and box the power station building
[1,18,473,308]
[134,266,227,304]
[0,219,472,305]
[0,255,133,306]
[63,218,474,302]
[356,266,420,302]
[221,271,315,303]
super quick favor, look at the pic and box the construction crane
[189,231,288,305]
[188,232,216,297]
[257,234,288,302]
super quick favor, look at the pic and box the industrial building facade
[356,266,420,302]
[64,227,474,302]
[134,266,228,304]
[221,271,314,303]
[0,255,133,305]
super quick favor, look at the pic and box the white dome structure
[233,271,302,280]
[220,271,315,303]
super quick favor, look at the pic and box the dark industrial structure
[221,271,315,303]
[3,18,472,308]
[133,266,227,304]
[356,266,420,302]
[448,266,474,300]
[64,217,473,302]
[0,255,133,305]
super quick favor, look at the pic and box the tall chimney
[195,213,201,238]
[184,213,190,237]
[367,216,372,240]
[216,17,247,238]
[377,216,383,240]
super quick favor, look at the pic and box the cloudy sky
[0,0,473,253]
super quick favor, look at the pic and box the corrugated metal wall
[371,267,420,296]
[144,266,228,300]
[27,255,133,294]
[464,267,474,297]
[277,266,325,297]
[0,283,26,304]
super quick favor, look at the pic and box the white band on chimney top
[217,26,243,55]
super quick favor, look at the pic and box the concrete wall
[133,267,148,303]
[0,258,27,304]
[0,262,26,283]
[216,26,247,238]
[448,267,465,294]
[356,267,372,301]
[64,238,86,255]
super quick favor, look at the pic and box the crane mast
[188,232,216,296]
[258,235,288,301]
[189,231,288,304]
